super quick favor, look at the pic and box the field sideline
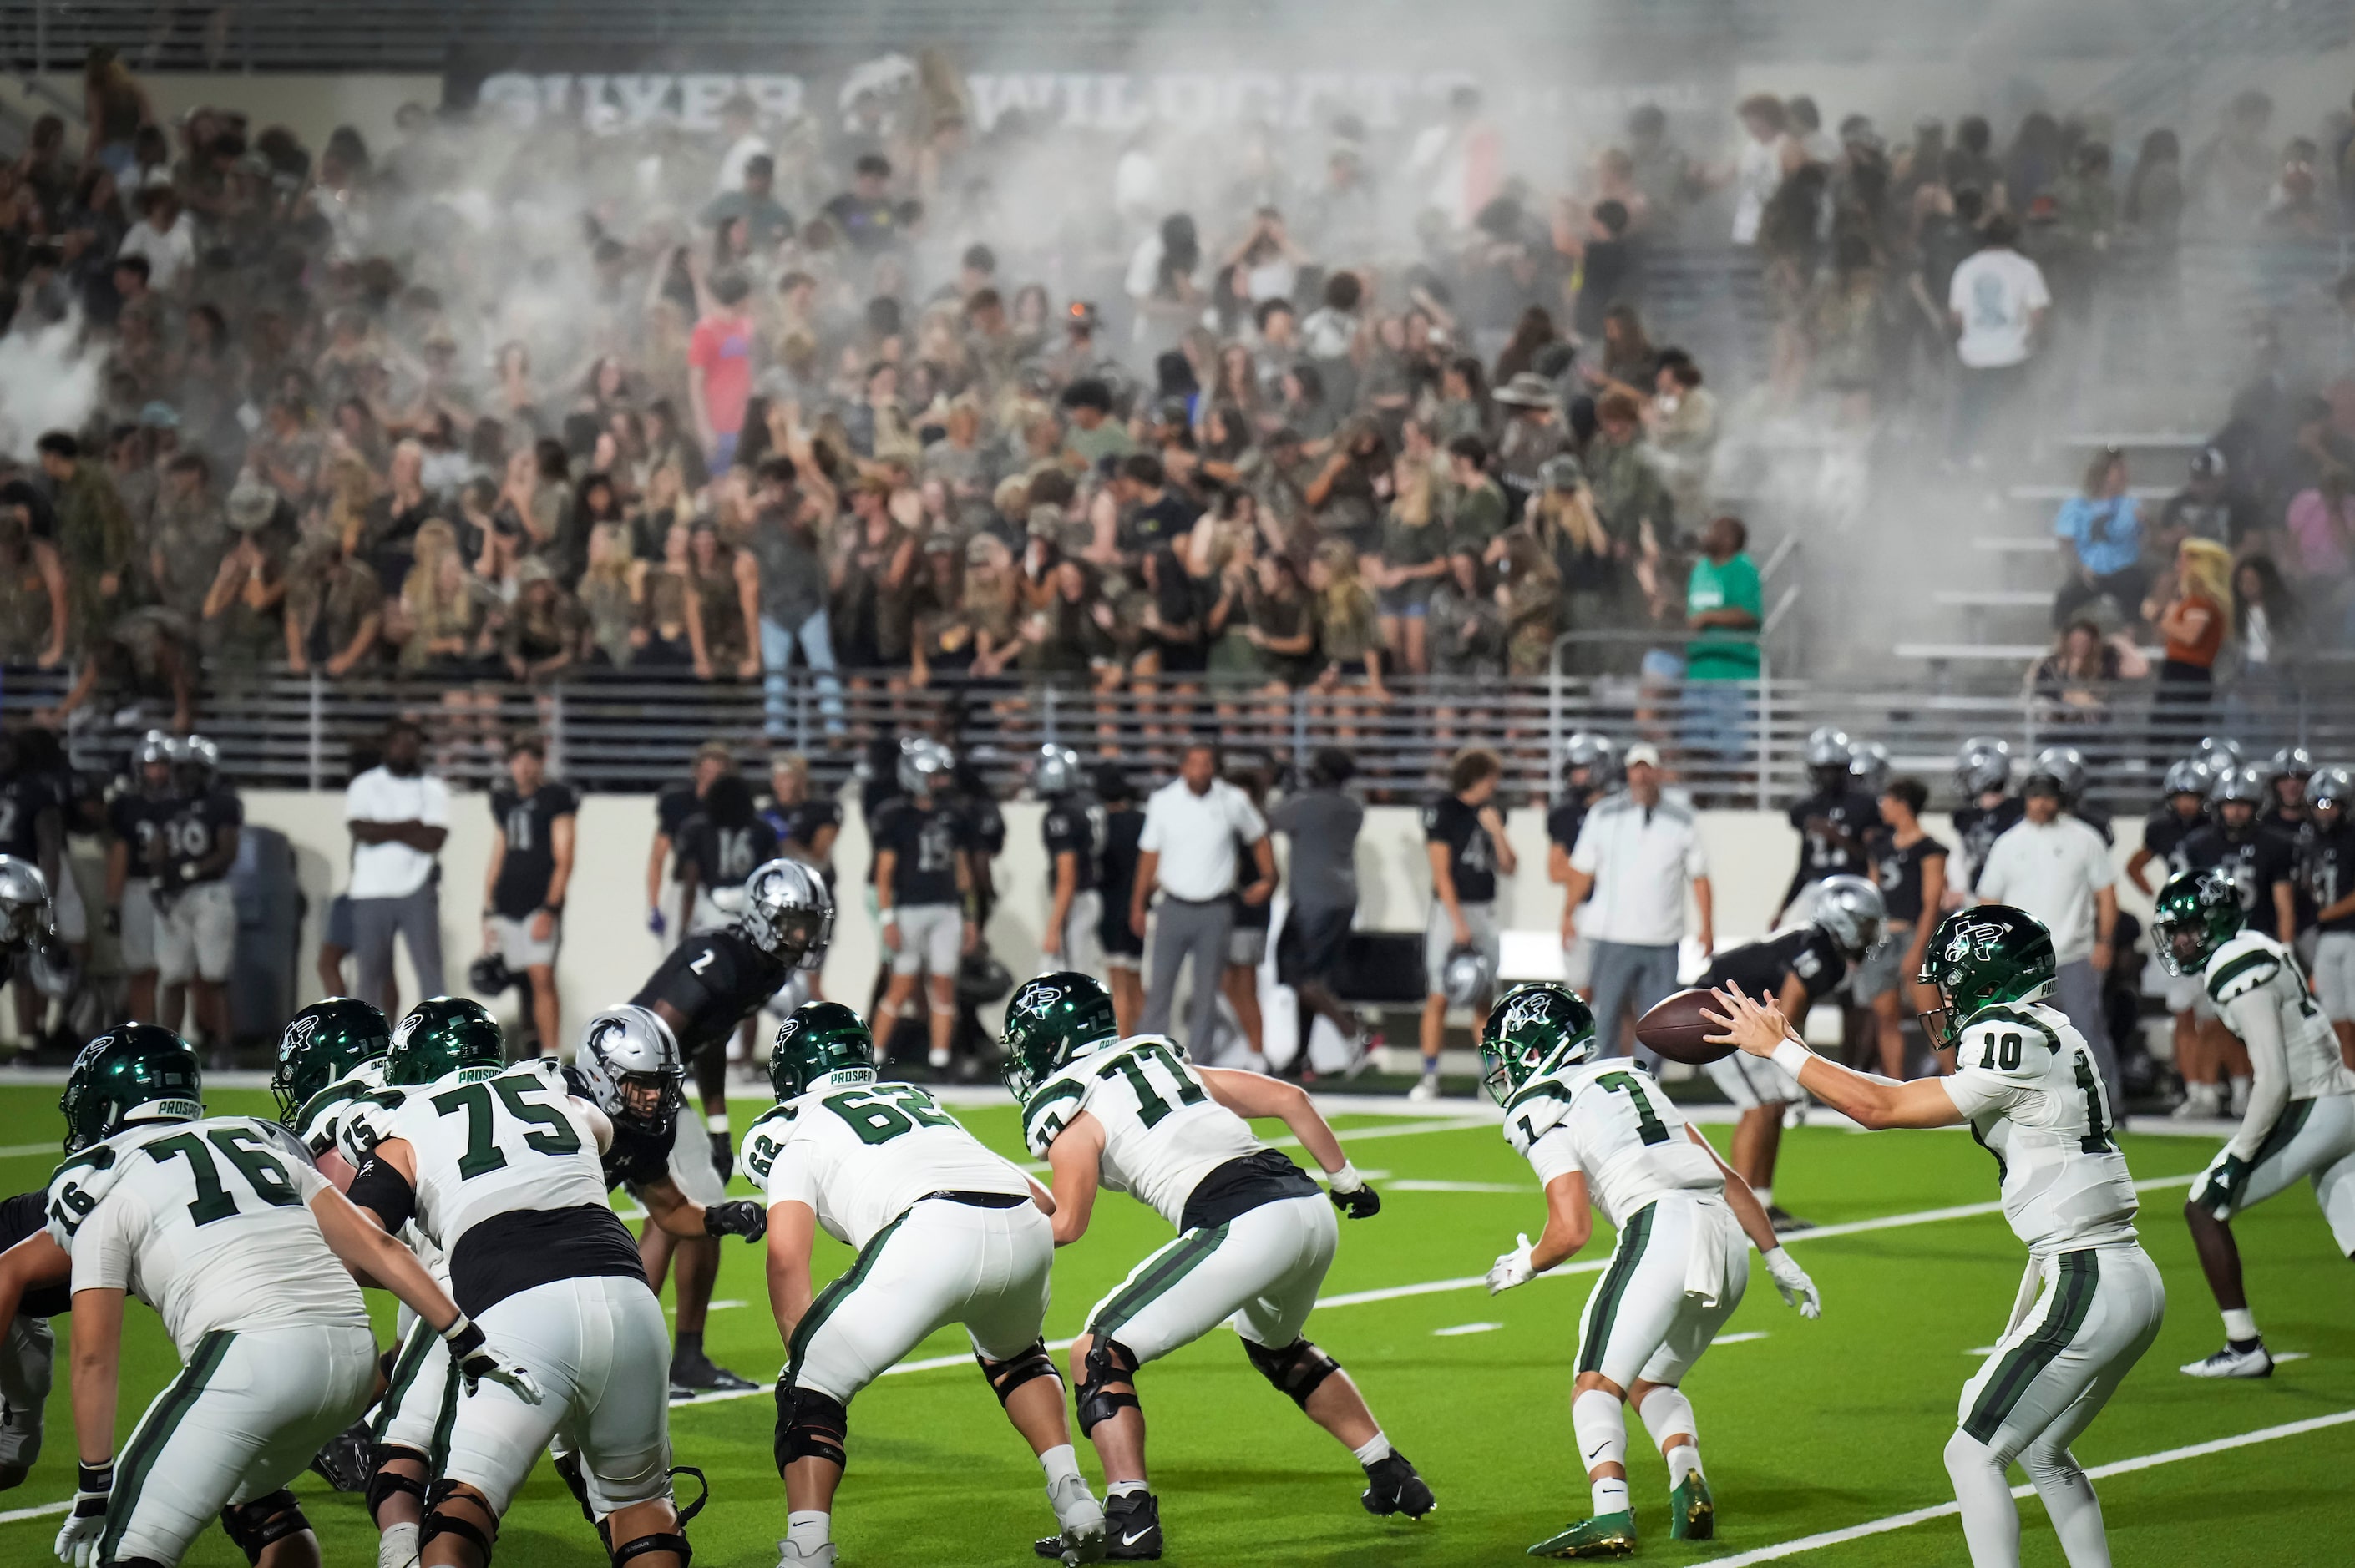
[3,1085,2350,1566]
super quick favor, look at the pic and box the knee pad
[1076,1338,1141,1435]
[218,1489,311,1564]
[976,1341,1060,1407]
[365,1446,431,1525]
[421,1479,498,1564]
[1243,1337,1341,1411]
[612,1531,691,1568]
[773,1378,848,1473]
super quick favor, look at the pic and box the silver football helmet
[1847,741,1892,798]
[2030,745,2088,802]
[134,729,176,784]
[2211,762,2267,807]
[2309,766,2352,813]
[742,857,834,970]
[897,736,955,797]
[1811,873,1886,959]
[177,733,220,787]
[1954,736,2013,797]
[2195,736,2244,776]
[2161,756,2213,801]
[1561,731,1620,793]
[2268,745,2314,785]
[0,856,52,947]
[1441,944,1497,1009]
[1032,743,1081,799]
[574,1004,684,1133]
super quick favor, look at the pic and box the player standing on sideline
[1707,908,2163,1568]
[2151,869,2355,1378]
[767,751,842,889]
[2301,766,2355,1068]
[1005,972,1431,1558]
[1774,728,1876,923]
[18,1025,534,1568]
[104,731,179,1024]
[648,741,733,943]
[872,739,978,1075]
[1950,736,2022,897]
[676,771,783,1085]
[2182,764,2298,1119]
[1094,769,1147,1036]
[746,1002,1106,1567]
[631,858,833,1397]
[1478,984,1821,1558]
[1861,778,1947,1080]
[1036,746,1102,976]
[2128,759,2218,1115]
[150,735,241,1062]
[1689,875,1885,1230]
[1549,733,1619,1002]
[1416,747,1517,1101]
[483,733,576,1059]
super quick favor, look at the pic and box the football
[1634,987,1738,1065]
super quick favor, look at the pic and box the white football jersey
[1940,1001,2140,1254]
[43,1116,367,1358]
[742,1078,1030,1252]
[293,1056,390,1159]
[1502,1060,1724,1228]
[1022,1036,1262,1230]
[2204,931,2355,1105]
[359,1059,612,1257]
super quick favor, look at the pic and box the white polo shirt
[1973,814,2115,965]
[1139,778,1268,903]
[1568,791,1709,947]
[344,765,451,900]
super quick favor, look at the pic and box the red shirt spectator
[688,271,757,468]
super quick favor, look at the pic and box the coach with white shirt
[1130,742,1276,1056]
[1559,745,1714,1063]
[1973,766,2121,1104]
[345,717,452,1014]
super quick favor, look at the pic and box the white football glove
[1762,1246,1821,1319]
[1486,1233,1537,1294]
[54,1462,109,1567]
[443,1314,544,1404]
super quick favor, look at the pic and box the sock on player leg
[1352,1431,1394,1467]
[378,1520,420,1568]
[675,1329,702,1358]
[1637,1386,1701,1488]
[2021,1438,2110,1568]
[2221,1307,2259,1343]
[1943,1429,2022,1567]
[786,1511,830,1551]
[1107,1480,1148,1501]
[1753,1185,1773,1207]
[1573,1388,1630,1516]
[1039,1444,1082,1490]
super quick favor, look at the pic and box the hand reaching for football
[1703,984,1793,1059]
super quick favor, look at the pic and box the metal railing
[12,658,2354,809]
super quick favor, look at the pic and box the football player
[568,1004,769,1248]
[0,730,74,1041]
[630,858,833,1397]
[342,1001,691,1568]
[1707,908,2163,1568]
[1036,745,1102,977]
[1417,747,1516,1100]
[2126,759,2217,1115]
[746,1001,1105,1567]
[12,1024,531,1568]
[2182,764,2298,1119]
[1949,736,2021,897]
[2302,766,2355,1067]
[152,734,241,1056]
[1689,874,1885,1230]
[1773,729,1876,923]
[1859,779,1948,1080]
[1005,972,1431,1559]
[1479,984,1821,1558]
[872,739,979,1075]
[104,731,180,1024]
[2153,869,2355,1378]
[1093,769,1148,1036]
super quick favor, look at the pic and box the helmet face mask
[1811,873,1886,959]
[2151,867,2245,978]
[2162,756,2213,811]
[575,1004,684,1133]
[1805,726,1854,794]
[1955,736,2013,797]
[0,856,52,948]
[1033,744,1081,798]
[1914,908,2058,1050]
[742,858,835,970]
[2309,766,2352,817]
[1479,984,1597,1105]
[999,972,1117,1100]
[896,738,954,799]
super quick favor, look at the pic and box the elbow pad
[345,1158,418,1233]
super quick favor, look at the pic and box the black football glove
[709,1130,735,1185]
[1327,1164,1380,1219]
[703,1198,766,1241]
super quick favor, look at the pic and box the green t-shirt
[1684,551,1761,680]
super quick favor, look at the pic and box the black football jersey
[0,1190,70,1317]
[1952,796,2024,886]
[489,781,580,918]
[656,781,702,883]
[2302,821,2355,933]
[1867,830,1948,926]
[1042,797,1100,896]
[2181,824,2297,926]
[1783,787,1879,906]
[2140,807,2203,879]
[0,771,57,862]
[1700,926,1849,1005]
[777,797,842,857]
[631,928,792,1057]
[560,1065,676,1191]
[1546,799,1588,857]
[1097,804,1145,915]
[874,799,968,906]
[155,787,241,884]
[1424,792,1500,905]
[106,791,175,878]
[677,813,780,896]
[2072,802,2114,847]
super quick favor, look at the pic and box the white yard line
[1704,1409,2355,1566]
[0,1500,66,1525]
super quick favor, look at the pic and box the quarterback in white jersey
[1004,972,1432,1562]
[747,1002,1103,1568]
[1476,985,1821,1560]
[2155,868,2355,1377]
[14,1026,530,1568]
[1709,906,2165,1568]
[345,999,690,1568]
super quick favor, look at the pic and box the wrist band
[1327,1162,1365,1195]
[1771,1039,1815,1080]
[439,1313,485,1356]
[706,1112,730,1135]
[76,1460,113,1493]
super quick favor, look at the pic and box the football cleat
[668,1348,757,1399]
[1669,1474,1714,1540]
[309,1419,376,1492]
[1360,1451,1436,1519]
[1041,1490,1159,1560]
[774,1540,836,1567]
[1048,1472,1107,1564]
[1765,1205,1816,1234]
[1527,1510,1638,1559]
[2180,1340,2273,1378]
[1407,1075,1441,1103]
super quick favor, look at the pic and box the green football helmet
[387,996,506,1086]
[1916,905,2058,1050]
[1000,971,1118,1100]
[60,1024,203,1154]
[1481,984,1599,1105]
[2153,867,2245,978]
[770,1001,879,1100]
[271,997,391,1127]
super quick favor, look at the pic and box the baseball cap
[1623,743,1663,769]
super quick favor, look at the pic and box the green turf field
[3,1084,2350,1566]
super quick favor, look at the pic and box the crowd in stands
[3,45,2355,751]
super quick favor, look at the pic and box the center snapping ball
[1633,987,1737,1065]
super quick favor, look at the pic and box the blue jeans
[760,609,845,738]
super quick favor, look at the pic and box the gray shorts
[490,912,562,971]
[1850,938,1905,1004]
[1228,923,1268,969]
[887,903,963,979]
[1426,901,1500,999]
[119,880,160,972]
[666,1110,727,1206]
[157,879,237,985]
[2313,932,2355,1023]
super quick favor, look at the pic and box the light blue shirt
[2054,496,2141,578]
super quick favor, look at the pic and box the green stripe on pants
[1087,1223,1233,1347]
[1965,1251,2098,1444]
[790,1210,912,1376]
[103,1328,235,1563]
[371,1315,439,1443]
[1577,1205,1656,1376]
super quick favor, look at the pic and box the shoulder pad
[335,1089,407,1166]
[2206,933,2284,1005]
[1502,1075,1575,1154]
[44,1141,129,1244]
[1021,1070,1091,1158]
[740,1104,798,1186]
[1958,1006,2064,1076]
